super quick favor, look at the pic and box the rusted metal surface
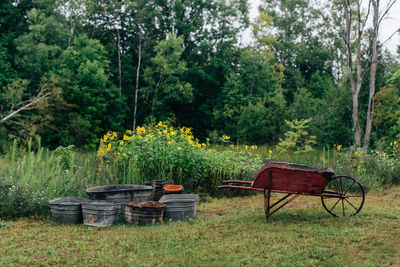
[218,161,365,223]
[124,201,164,225]
[252,161,334,195]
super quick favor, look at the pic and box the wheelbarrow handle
[221,180,253,184]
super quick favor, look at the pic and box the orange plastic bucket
[163,185,184,194]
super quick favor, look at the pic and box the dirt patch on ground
[196,211,225,217]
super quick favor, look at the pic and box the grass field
[1,187,399,266]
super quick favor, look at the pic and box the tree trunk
[343,0,362,147]
[133,35,142,131]
[363,0,379,152]
[68,17,75,47]
[117,29,122,98]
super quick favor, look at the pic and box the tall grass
[1,137,399,219]
[257,145,334,167]
[0,140,101,199]
[0,140,106,218]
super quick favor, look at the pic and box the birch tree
[326,0,397,151]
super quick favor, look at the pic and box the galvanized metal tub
[82,200,123,227]
[85,184,153,203]
[159,194,198,221]
[124,201,165,225]
[49,197,89,224]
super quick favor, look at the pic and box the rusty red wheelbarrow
[218,161,365,223]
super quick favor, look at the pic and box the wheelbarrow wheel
[321,175,365,217]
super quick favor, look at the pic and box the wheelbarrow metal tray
[252,161,335,195]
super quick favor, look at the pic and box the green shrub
[97,122,262,194]
[276,118,317,154]
[0,177,49,219]
[335,145,400,189]
[0,143,106,218]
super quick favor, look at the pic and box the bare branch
[378,0,398,27]
[382,28,399,46]
[0,89,51,123]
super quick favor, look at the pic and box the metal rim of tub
[85,184,154,203]
[85,184,153,194]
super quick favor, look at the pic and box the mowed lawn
[1,187,399,266]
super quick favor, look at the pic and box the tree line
[0,0,399,150]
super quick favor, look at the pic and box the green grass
[1,187,399,266]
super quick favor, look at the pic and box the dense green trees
[0,0,399,150]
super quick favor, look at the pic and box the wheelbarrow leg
[264,170,272,223]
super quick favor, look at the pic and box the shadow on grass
[222,208,371,227]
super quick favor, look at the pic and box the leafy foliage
[276,118,317,153]
[0,0,398,157]
[143,34,193,121]
[97,122,262,194]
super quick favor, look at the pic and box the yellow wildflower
[394,141,397,145]
[123,134,129,141]
[119,141,124,146]
[177,147,182,150]
[222,134,230,140]
[337,145,342,151]
[105,143,111,151]
[206,138,210,142]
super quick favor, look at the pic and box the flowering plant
[96,122,262,193]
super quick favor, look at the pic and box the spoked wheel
[321,175,365,217]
